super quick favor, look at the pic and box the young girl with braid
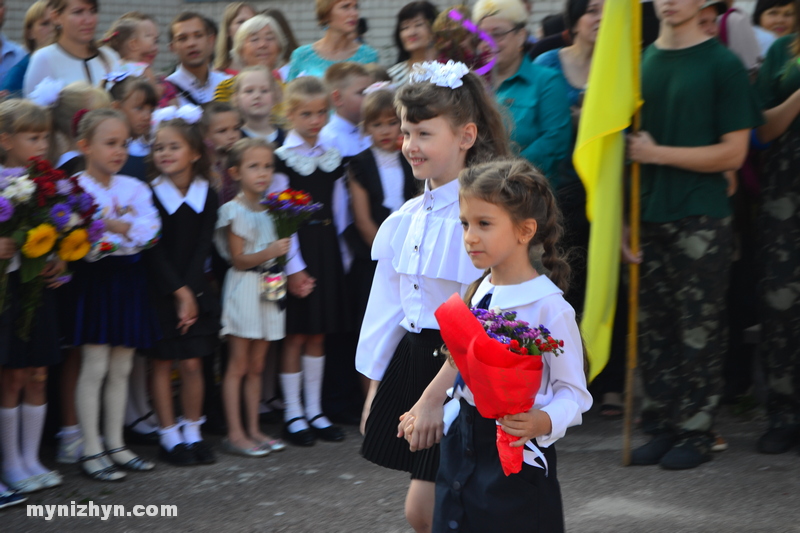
[401,158,592,532]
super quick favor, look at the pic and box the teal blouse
[286,43,379,81]
[495,57,572,186]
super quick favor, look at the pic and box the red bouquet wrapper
[435,293,543,475]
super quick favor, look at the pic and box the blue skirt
[70,254,161,349]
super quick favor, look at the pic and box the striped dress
[214,199,285,340]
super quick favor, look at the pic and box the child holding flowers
[71,108,161,481]
[400,158,592,532]
[214,138,291,457]
[0,99,68,495]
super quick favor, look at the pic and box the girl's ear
[111,101,121,110]
[459,122,477,152]
[228,165,240,181]
[518,218,537,244]
[0,133,13,152]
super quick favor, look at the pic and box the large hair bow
[151,104,203,135]
[409,60,470,89]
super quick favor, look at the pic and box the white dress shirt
[372,147,406,213]
[166,64,230,106]
[442,275,593,457]
[355,178,484,381]
[24,44,120,97]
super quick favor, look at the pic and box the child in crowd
[320,62,373,158]
[402,158,592,532]
[273,76,349,447]
[214,138,290,456]
[72,109,161,481]
[0,99,66,495]
[147,109,221,465]
[356,62,510,533]
[202,101,243,205]
[106,74,158,181]
[234,66,286,147]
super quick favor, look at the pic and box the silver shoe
[33,470,63,489]
[3,475,43,494]
[222,438,270,457]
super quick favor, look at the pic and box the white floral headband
[104,64,146,92]
[29,77,66,108]
[408,61,470,90]
[151,104,203,135]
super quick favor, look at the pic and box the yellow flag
[573,0,642,382]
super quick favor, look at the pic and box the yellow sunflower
[58,229,91,262]
[22,224,58,258]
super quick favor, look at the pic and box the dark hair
[361,88,397,127]
[168,11,215,42]
[151,118,211,181]
[563,0,590,36]
[541,13,566,37]
[105,76,158,108]
[753,0,796,25]
[459,158,570,292]
[262,8,300,65]
[395,71,510,167]
[394,1,439,63]
[200,101,242,136]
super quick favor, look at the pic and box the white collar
[283,130,325,152]
[328,114,359,135]
[151,176,208,215]
[242,126,279,143]
[473,274,563,310]
[57,150,81,168]
[171,64,220,89]
[421,178,460,212]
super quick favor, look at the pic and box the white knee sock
[76,344,111,459]
[125,354,158,433]
[158,424,184,451]
[302,355,331,429]
[0,406,30,483]
[20,403,49,476]
[179,416,205,444]
[279,372,308,432]
[104,347,134,458]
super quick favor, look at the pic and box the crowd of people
[0,0,798,531]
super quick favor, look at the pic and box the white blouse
[78,172,161,261]
[355,178,484,381]
[23,44,120,96]
[443,275,593,454]
[372,147,406,213]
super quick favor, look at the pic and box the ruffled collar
[151,176,208,215]
[472,274,562,310]
[275,131,342,176]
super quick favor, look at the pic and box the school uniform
[435,275,592,532]
[241,126,286,148]
[119,139,151,183]
[356,178,483,481]
[165,64,230,107]
[56,151,85,178]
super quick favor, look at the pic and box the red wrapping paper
[435,293,544,475]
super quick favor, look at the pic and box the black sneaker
[757,426,800,455]
[660,435,711,470]
[630,432,678,465]
[188,441,216,465]
[159,444,198,466]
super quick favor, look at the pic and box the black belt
[306,219,332,226]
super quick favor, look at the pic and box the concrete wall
[2,0,759,75]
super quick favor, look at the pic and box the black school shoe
[630,432,678,465]
[159,444,198,466]
[283,417,315,447]
[757,426,800,455]
[660,433,712,470]
[309,415,345,442]
[189,441,216,464]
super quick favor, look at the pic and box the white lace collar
[275,131,342,176]
[151,176,208,215]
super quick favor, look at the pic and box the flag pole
[622,110,641,466]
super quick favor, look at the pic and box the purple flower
[87,219,105,242]
[50,203,72,230]
[0,197,14,223]
[0,167,25,180]
[78,193,94,213]
[56,180,73,195]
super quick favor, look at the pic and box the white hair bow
[409,61,470,89]
[151,104,203,134]
[104,63,147,91]
[29,77,66,107]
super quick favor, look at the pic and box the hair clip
[363,81,395,95]
[409,60,470,89]
[151,104,204,135]
[29,77,66,108]
[102,30,120,44]
[71,108,90,137]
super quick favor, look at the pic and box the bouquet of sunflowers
[0,158,99,338]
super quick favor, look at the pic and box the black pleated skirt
[361,329,445,481]
[0,272,61,368]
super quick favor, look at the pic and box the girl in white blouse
[401,158,592,533]
[71,109,161,482]
[355,63,511,533]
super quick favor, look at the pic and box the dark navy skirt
[70,254,161,349]
[434,400,564,533]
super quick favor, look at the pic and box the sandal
[107,446,155,471]
[599,392,624,419]
[79,452,126,482]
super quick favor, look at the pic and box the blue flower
[50,203,72,230]
[0,197,14,223]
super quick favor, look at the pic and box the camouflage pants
[638,216,732,436]
[759,131,800,429]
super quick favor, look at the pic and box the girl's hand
[104,219,132,237]
[620,225,642,264]
[499,408,552,447]
[0,238,17,260]
[174,286,198,335]
[396,398,444,452]
[288,270,315,298]
[42,259,67,287]
[265,238,291,260]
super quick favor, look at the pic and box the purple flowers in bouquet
[471,308,565,356]
[261,189,323,264]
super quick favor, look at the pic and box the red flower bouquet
[261,188,322,265]
[435,293,563,475]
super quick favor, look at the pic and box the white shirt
[355,178,484,381]
[241,127,280,144]
[151,176,208,215]
[372,147,406,213]
[77,172,162,261]
[23,44,120,97]
[166,64,230,106]
[753,25,777,58]
[443,275,593,454]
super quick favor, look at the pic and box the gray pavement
[4,403,799,532]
